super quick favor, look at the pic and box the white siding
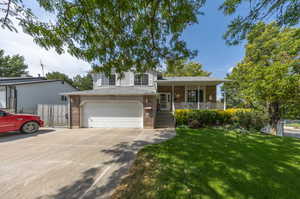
[93,71,157,89]
[0,86,6,108]
[16,81,77,114]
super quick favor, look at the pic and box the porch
[156,76,228,111]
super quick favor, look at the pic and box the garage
[82,101,143,128]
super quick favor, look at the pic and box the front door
[159,93,171,111]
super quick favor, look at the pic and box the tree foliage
[46,71,74,86]
[220,0,300,45]
[164,60,211,77]
[0,0,34,32]
[46,71,93,90]
[1,0,207,74]
[0,49,28,77]
[72,72,93,91]
[225,22,300,133]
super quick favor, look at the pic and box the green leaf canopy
[21,0,206,74]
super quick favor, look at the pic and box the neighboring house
[0,77,77,114]
[63,70,228,129]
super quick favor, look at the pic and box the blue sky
[182,1,246,78]
[0,0,247,79]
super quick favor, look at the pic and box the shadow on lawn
[36,129,175,199]
[113,128,300,199]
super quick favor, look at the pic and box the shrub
[174,108,267,131]
[174,109,191,125]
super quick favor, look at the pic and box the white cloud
[0,26,91,78]
[227,66,234,74]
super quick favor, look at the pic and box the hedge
[174,108,267,131]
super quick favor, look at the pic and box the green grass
[112,128,300,199]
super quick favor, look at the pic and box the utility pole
[40,60,45,77]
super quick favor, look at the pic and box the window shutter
[97,78,102,86]
[130,72,134,86]
[116,73,120,86]
[97,74,102,86]
[148,73,153,86]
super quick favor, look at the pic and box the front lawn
[113,128,300,199]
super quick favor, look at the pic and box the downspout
[224,88,227,110]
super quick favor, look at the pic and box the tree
[220,0,300,45]
[164,60,211,77]
[221,74,247,109]
[46,71,73,86]
[225,22,300,134]
[1,0,207,74]
[0,49,28,77]
[72,73,93,91]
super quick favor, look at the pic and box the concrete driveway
[284,127,300,138]
[0,128,175,199]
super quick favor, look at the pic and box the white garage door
[83,101,143,128]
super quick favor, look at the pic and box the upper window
[134,74,149,86]
[108,74,116,86]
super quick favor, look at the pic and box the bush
[174,108,267,131]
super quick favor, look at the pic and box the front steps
[155,111,175,128]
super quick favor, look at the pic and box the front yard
[113,128,300,199]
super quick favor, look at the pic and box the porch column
[224,88,227,110]
[197,86,200,110]
[203,86,207,103]
[172,84,175,112]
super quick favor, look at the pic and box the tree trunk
[268,102,281,135]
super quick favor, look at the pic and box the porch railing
[174,102,224,110]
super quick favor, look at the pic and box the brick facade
[69,95,80,128]
[157,85,217,103]
[143,96,157,128]
[206,86,217,102]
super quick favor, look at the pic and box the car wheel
[21,122,40,134]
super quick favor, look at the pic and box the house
[62,71,228,129]
[0,77,77,114]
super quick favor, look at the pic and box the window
[134,74,149,86]
[0,110,6,117]
[61,96,67,101]
[187,89,198,103]
[108,74,116,85]
[187,89,204,103]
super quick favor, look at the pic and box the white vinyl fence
[37,104,68,127]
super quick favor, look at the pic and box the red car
[0,110,44,134]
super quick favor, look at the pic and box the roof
[157,76,229,82]
[0,77,65,86]
[61,87,157,96]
